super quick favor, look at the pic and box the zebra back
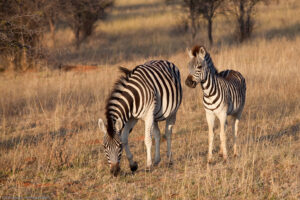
[105,60,182,136]
[218,70,246,91]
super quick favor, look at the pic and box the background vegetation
[0,0,299,199]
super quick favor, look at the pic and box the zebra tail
[119,66,131,76]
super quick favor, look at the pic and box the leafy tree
[39,0,60,47]
[0,0,46,70]
[181,0,224,44]
[60,0,114,49]
[228,0,268,42]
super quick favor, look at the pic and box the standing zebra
[185,46,246,163]
[98,60,182,176]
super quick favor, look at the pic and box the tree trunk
[238,1,245,42]
[48,17,56,48]
[7,55,15,71]
[75,27,81,50]
[20,28,28,71]
[21,48,28,71]
[207,18,213,45]
[245,13,252,39]
[191,14,197,40]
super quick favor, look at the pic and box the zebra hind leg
[219,119,228,157]
[153,122,161,166]
[218,112,228,162]
[233,117,240,157]
[165,115,176,166]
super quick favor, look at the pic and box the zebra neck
[106,81,134,128]
[204,54,217,74]
[106,114,126,137]
[201,72,217,98]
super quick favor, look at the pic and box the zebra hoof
[218,151,223,157]
[145,166,152,172]
[167,160,173,167]
[130,162,138,172]
[154,159,161,166]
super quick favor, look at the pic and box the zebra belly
[153,100,177,121]
[131,100,176,121]
[153,85,180,121]
[205,102,227,115]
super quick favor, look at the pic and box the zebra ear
[98,118,107,134]
[187,48,194,58]
[198,46,206,59]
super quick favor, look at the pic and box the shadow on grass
[53,23,300,67]
[212,22,300,49]
[111,2,167,21]
[54,26,188,66]
[0,128,74,150]
[115,2,165,11]
[50,5,300,67]
[257,123,300,142]
[264,22,300,40]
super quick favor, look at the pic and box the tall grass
[0,0,299,199]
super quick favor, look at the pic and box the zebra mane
[205,52,219,75]
[105,67,132,137]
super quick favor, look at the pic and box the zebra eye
[196,65,202,69]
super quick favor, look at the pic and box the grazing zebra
[98,60,182,176]
[185,45,246,163]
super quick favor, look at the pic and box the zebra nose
[110,163,120,176]
[185,75,196,88]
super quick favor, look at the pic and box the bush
[0,0,47,71]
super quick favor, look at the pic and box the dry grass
[0,0,300,199]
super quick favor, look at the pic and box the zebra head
[98,118,123,176]
[185,45,209,88]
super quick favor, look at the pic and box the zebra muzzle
[185,75,197,88]
[110,163,120,176]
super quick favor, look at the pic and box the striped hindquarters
[222,70,246,114]
[143,60,182,121]
[106,60,182,124]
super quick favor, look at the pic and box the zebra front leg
[122,119,138,172]
[165,116,176,165]
[153,122,161,166]
[218,112,228,161]
[206,112,215,164]
[219,119,228,157]
[233,117,240,157]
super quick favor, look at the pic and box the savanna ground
[0,0,300,199]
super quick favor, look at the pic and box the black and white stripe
[200,54,246,114]
[103,134,122,164]
[100,60,182,175]
[107,60,182,123]
[185,45,246,162]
